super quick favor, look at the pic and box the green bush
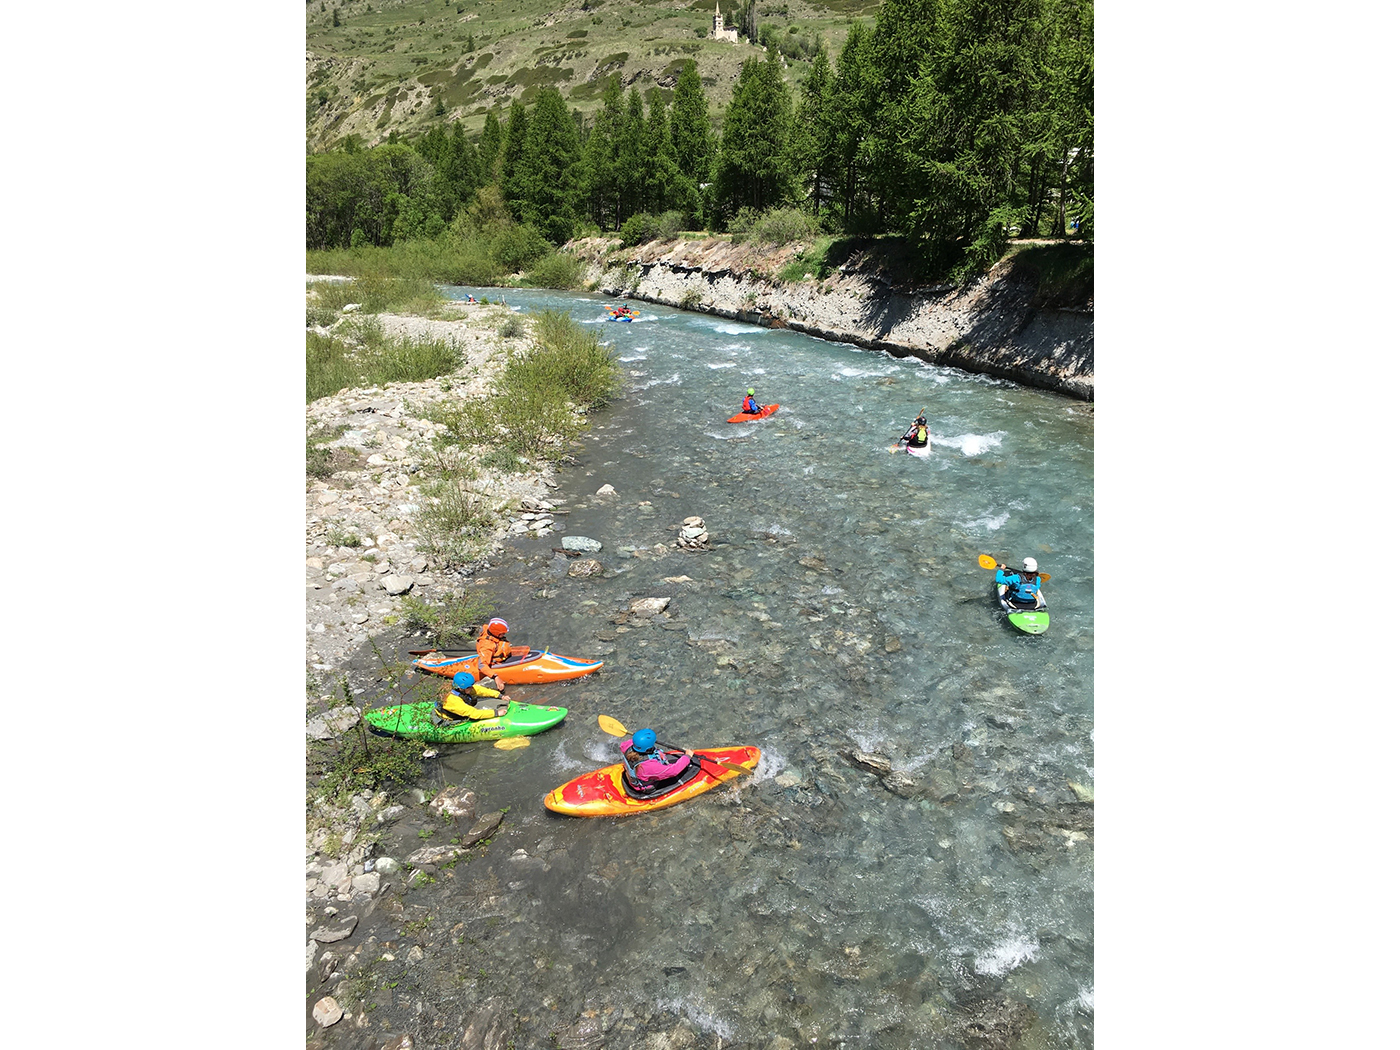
[306,320,460,402]
[618,212,660,247]
[490,224,551,272]
[727,206,759,238]
[525,251,582,289]
[431,310,620,464]
[498,314,526,339]
[747,207,819,246]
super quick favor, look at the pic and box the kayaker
[436,671,510,721]
[995,557,1043,603]
[476,617,530,673]
[620,728,694,787]
[903,413,930,448]
[741,388,761,415]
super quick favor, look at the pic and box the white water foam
[753,749,786,781]
[1077,985,1094,1013]
[655,996,736,1041]
[927,431,1005,456]
[954,509,1011,533]
[973,933,1041,976]
[706,361,737,369]
[618,352,648,362]
[633,372,683,391]
[697,320,766,336]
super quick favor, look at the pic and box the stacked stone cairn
[677,515,711,551]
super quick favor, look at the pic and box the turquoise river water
[334,287,1093,1050]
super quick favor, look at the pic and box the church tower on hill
[711,2,739,44]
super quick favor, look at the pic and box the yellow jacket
[440,682,502,719]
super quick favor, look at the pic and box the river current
[339,287,1093,1049]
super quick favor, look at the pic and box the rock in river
[312,996,343,1027]
[561,535,603,553]
[429,784,477,821]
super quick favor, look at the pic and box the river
[326,287,1094,1050]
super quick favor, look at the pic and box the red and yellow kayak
[727,403,779,423]
[412,649,603,684]
[543,745,761,817]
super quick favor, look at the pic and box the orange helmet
[486,617,509,638]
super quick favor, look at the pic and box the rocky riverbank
[565,236,1094,401]
[304,283,585,1032]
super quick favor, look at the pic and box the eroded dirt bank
[566,237,1094,401]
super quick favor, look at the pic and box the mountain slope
[306,0,873,150]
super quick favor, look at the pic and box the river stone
[459,999,510,1050]
[882,771,920,798]
[377,805,405,824]
[406,844,465,866]
[307,556,325,569]
[409,555,428,572]
[929,769,960,803]
[1068,781,1094,803]
[562,535,603,552]
[382,574,413,595]
[568,558,603,578]
[374,857,401,875]
[430,784,477,820]
[407,945,425,963]
[351,872,380,896]
[311,915,358,943]
[312,997,344,1027]
[629,597,671,615]
[884,634,903,653]
[847,750,892,776]
[306,708,361,740]
[462,810,504,847]
[595,485,616,496]
[377,1036,413,1050]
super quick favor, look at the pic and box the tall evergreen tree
[715,50,794,219]
[500,98,531,221]
[825,18,877,229]
[515,87,583,243]
[615,86,648,225]
[670,61,714,193]
[581,75,625,228]
[791,44,833,217]
[478,109,503,182]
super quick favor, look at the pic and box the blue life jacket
[995,568,1040,602]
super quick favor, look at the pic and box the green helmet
[747,388,755,396]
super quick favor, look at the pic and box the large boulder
[429,784,477,821]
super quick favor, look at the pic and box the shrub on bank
[306,318,459,402]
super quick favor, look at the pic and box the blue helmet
[452,671,476,691]
[632,728,657,753]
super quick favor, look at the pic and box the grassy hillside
[306,0,876,151]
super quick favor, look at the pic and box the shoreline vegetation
[305,279,620,814]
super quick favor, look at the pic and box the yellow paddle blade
[978,554,997,570]
[494,736,531,750]
[598,714,627,737]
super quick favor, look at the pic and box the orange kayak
[727,403,779,423]
[412,649,603,684]
[543,745,761,817]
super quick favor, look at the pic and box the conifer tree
[714,50,793,219]
[515,87,583,243]
[499,98,531,221]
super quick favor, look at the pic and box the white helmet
[1023,557,1038,573]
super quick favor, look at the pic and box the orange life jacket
[476,626,513,668]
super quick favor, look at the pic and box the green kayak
[362,699,568,744]
[997,583,1050,635]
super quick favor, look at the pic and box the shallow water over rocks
[320,288,1093,1050]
